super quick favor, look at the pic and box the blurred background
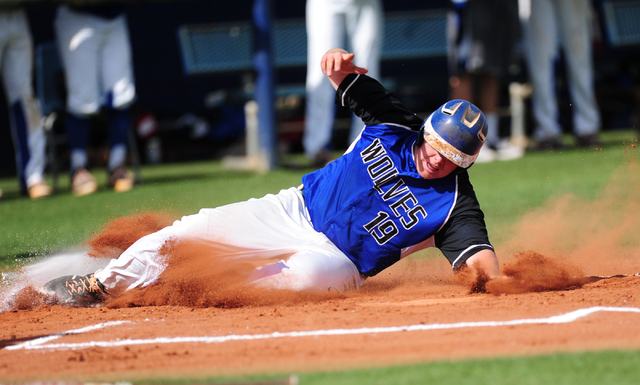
[1,0,639,178]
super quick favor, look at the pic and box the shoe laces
[73,168,96,187]
[109,166,132,183]
[64,275,104,296]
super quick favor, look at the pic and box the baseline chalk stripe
[7,306,640,351]
[7,320,130,350]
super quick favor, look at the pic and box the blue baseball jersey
[302,123,458,276]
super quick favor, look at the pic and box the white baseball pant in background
[523,0,601,140]
[54,5,136,171]
[1,9,47,189]
[304,0,382,159]
[54,5,136,116]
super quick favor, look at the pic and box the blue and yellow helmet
[421,99,487,169]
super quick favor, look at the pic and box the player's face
[414,142,458,179]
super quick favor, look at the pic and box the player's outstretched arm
[322,48,369,90]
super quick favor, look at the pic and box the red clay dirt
[1,259,639,382]
[2,162,640,382]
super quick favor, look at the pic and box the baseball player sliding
[42,48,500,306]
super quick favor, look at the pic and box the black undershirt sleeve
[435,170,494,270]
[335,74,424,130]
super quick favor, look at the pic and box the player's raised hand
[321,48,369,90]
[321,48,369,76]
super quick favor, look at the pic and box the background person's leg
[556,0,601,142]
[523,0,563,143]
[303,0,345,165]
[346,0,382,144]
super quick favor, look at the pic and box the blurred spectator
[1,7,52,199]
[523,0,602,149]
[54,4,136,196]
[447,0,524,163]
[634,71,640,139]
[303,0,382,167]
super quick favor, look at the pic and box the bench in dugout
[177,10,448,76]
[601,0,640,47]
[175,9,448,111]
[176,10,448,167]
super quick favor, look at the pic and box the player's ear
[415,127,425,146]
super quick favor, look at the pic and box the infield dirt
[1,163,640,382]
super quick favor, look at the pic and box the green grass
[295,349,640,385]
[469,130,639,245]
[140,349,640,385]
[0,161,307,268]
[1,130,638,269]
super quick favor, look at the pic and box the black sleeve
[335,74,425,131]
[434,170,494,270]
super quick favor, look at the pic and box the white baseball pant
[94,187,365,294]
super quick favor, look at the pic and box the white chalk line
[6,306,640,352]
[6,320,131,351]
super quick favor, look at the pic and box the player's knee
[108,78,136,110]
[248,258,363,293]
[247,261,289,283]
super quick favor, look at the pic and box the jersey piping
[451,243,495,269]
[340,74,361,107]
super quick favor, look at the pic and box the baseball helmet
[419,99,487,169]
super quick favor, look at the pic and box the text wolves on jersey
[360,138,427,245]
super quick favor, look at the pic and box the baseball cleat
[42,273,107,306]
[28,180,52,200]
[108,165,134,193]
[529,136,566,151]
[474,144,497,163]
[494,140,524,161]
[575,133,603,148]
[71,167,98,197]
